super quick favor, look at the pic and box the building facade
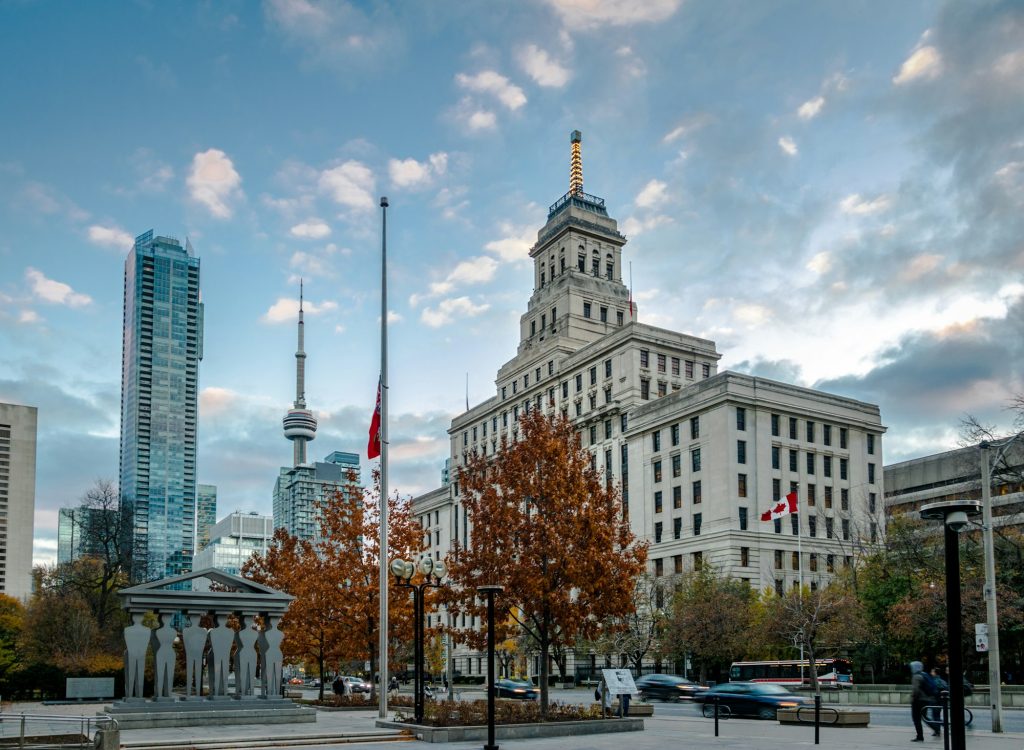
[192,511,273,585]
[273,451,362,540]
[56,505,116,564]
[0,402,36,599]
[196,483,217,552]
[119,230,203,581]
[411,132,885,678]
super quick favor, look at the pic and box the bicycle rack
[795,698,839,745]
[702,697,731,736]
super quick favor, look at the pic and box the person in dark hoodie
[910,660,934,741]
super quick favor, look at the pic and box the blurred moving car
[493,678,539,699]
[340,676,372,694]
[288,677,303,685]
[634,674,708,702]
[694,682,812,720]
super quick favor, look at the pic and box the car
[634,674,708,702]
[339,675,372,694]
[493,678,539,699]
[694,682,812,720]
[288,677,303,685]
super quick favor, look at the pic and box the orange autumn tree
[444,410,647,712]
[245,469,422,701]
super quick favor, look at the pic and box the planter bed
[376,717,643,743]
[777,707,870,727]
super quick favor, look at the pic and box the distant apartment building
[0,402,36,599]
[274,451,362,540]
[196,483,217,551]
[192,511,273,587]
[119,230,203,581]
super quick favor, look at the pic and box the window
[690,416,700,439]
[503,411,508,427]
[827,554,835,573]
[824,486,833,508]
[692,480,702,504]
[792,551,799,570]
[654,492,663,514]
[693,551,703,568]
[739,507,748,531]
[842,519,850,540]
[867,434,875,455]
[512,380,518,394]
[791,514,799,535]
[588,393,597,410]
[810,553,818,572]
[774,518,782,534]
[657,353,666,372]
[738,473,747,497]
[771,414,780,436]
[536,367,541,382]
[583,302,592,318]
[806,452,815,474]
[530,320,536,336]
[773,478,781,501]
[652,430,661,451]
[589,425,597,445]
[551,307,557,327]
[548,360,554,375]
[562,381,568,398]
[604,359,612,378]
[578,252,585,271]
[869,492,877,513]
[654,558,663,577]
[671,424,680,446]
[592,255,600,275]
[840,458,848,480]
[691,448,701,472]
[823,424,832,446]
[589,366,597,386]
[673,485,682,508]
[575,374,583,392]
[736,407,746,430]
[606,262,613,279]
[502,386,507,400]
[808,485,816,506]
[653,460,662,483]
[621,414,628,432]
[640,349,649,368]
[806,420,815,443]
[600,306,608,322]
[823,455,832,477]
[741,547,750,567]
[870,522,878,543]
[665,453,678,478]
[693,513,702,536]
[640,378,650,400]
[524,373,529,387]
[809,515,817,537]
[789,417,798,440]
[840,427,848,449]
[737,440,747,464]
[772,446,780,470]
[825,517,834,538]
[841,488,849,511]
[617,310,624,325]
[789,449,798,472]
[685,360,694,378]
[774,550,783,569]
[658,381,667,397]
[605,419,612,440]
[575,401,582,416]
[702,363,710,378]
[463,431,468,447]
[674,555,683,574]
[868,462,876,484]
[775,579,784,596]
[669,517,681,540]
[671,357,680,376]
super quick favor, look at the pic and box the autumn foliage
[444,410,647,712]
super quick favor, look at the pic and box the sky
[1,0,1022,567]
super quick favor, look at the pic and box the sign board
[66,677,115,700]
[601,668,638,696]
[975,623,989,653]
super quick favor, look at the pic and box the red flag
[367,380,382,459]
[760,491,798,522]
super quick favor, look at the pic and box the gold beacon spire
[569,130,583,196]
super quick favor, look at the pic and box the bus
[729,658,853,688]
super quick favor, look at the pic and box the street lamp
[919,499,982,750]
[391,555,448,724]
[477,584,504,750]
[979,436,1021,733]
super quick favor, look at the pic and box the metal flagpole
[378,196,390,719]
[797,497,804,681]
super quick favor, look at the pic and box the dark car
[494,679,539,700]
[340,675,372,694]
[635,674,708,702]
[694,682,811,720]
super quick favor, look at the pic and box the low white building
[0,402,36,600]
[192,511,273,588]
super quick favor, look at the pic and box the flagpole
[378,196,390,719]
[797,492,804,681]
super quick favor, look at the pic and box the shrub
[396,699,602,727]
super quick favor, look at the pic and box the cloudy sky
[1,0,1022,566]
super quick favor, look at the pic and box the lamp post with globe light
[391,556,447,724]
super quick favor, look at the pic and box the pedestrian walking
[909,660,937,741]
[597,676,612,718]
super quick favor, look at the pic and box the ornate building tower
[282,282,317,466]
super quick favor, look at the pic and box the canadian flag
[367,379,382,460]
[761,491,798,522]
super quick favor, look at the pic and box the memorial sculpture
[151,611,178,699]
[234,614,258,699]
[183,610,207,699]
[261,615,285,699]
[123,612,150,700]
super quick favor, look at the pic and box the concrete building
[885,441,1024,527]
[273,451,362,540]
[192,511,273,587]
[0,402,36,599]
[119,230,203,581]
[196,483,217,552]
[411,132,885,679]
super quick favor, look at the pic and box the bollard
[814,694,821,745]
[19,713,25,750]
[714,696,719,737]
[941,690,950,750]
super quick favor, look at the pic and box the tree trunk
[318,637,326,702]
[807,642,819,695]
[539,636,550,714]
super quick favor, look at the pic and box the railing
[547,190,607,218]
[0,713,117,749]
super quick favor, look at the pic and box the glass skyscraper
[196,483,217,552]
[119,230,203,582]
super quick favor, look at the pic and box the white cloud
[387,310,402,324]
[467,109,497,131]
[994,50,1024,78]
[899,253,943,282]
[18,309,40,324]
[186,148,243,218]
[839,193,892,215]
[429,153,449,175]
[87,224,133,250]
[289,250,335,278]
[455,71,527,110]
[733,303,773,326]
[635,179,668,209]
[318,161,375,210]
[516,44,571,87]
[615,45,646,78]
[25,268,92,307]
[412,255,501,306]
[289,220,331,239]
[262,296,338,323]
[388,152,448,190]
[621,214,671,237]
[893,44,943,85]
[778,136,798,156]
[797,95,825,120]
[663,114,712,144]
[420,297,490,328]
[484,223,536,263]
[806,251,832,275]
[199,386,240,417]
[543,0,682,29]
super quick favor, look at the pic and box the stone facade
[0,402,36,600]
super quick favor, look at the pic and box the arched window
[606,253,614,280]
[591,249,600,276]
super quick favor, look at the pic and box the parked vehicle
[493,679,539,699]
[634,674,708,702]
[695,682,812,720]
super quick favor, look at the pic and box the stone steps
[123,729,413,749]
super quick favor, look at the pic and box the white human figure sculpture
[123,612,150,700]
[151,610,178,700]
[234,614,258,698]
[183,610,208,699]
[261,615,284,699]
[208,612,235,698]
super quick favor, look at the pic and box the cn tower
[281,280,317,466]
